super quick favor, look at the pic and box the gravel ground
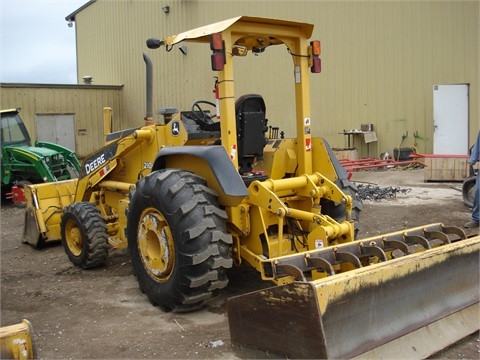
[1,168,478,359]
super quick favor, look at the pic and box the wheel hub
[137,211,174,280]
[65,221,83,256]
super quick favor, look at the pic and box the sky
[1,0,89,84]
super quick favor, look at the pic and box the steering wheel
[191,100,217,126]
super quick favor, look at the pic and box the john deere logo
[171,121,180,136]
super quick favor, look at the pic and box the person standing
[465,130,480,228]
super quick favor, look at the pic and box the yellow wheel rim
[65,220,83,256]
[137,209,175,281]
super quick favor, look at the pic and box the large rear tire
[61,202,109,268]
[127,169,233,312]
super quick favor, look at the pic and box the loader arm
[74,127,156,202]
[23,126,159,247]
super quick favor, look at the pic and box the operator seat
[235,94,268,174]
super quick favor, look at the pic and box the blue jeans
[473,171,479,223]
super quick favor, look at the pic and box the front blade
[228,236,480,359]
[228,282,327,359]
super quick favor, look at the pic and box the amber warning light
[309,40,321,73]
[210,33,226,71]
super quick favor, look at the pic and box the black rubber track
[61,201,109,268]
[127,169,233,312]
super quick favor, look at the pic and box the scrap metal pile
[339,157,425,172]
[355,183,412,202]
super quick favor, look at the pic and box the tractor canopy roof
[162,16,314,52]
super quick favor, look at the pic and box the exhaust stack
[143,53,154,126]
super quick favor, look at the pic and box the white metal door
[36,114,76,152]
[433,84,469,155]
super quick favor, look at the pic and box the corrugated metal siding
[0,84,123,158]
[74,0,479,156]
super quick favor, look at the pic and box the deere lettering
[85,154,106,174]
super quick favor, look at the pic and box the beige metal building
[66,0,479,158]
[3,1,477,160]
[0,83,123,158]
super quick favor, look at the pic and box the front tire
[127,169,233,312]
[61,202,108,268]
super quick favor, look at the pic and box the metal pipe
[98,180,134,193]
[262,176,309,192]
[143,53,154,126]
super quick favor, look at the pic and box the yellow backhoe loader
[22,16,479,358]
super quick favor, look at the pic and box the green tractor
[1,108,81,207]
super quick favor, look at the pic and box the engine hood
[5,145,60,160]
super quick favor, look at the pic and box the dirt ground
[1,168,479,359]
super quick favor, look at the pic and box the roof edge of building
[0,82,124,90]
[65,0,97,22]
